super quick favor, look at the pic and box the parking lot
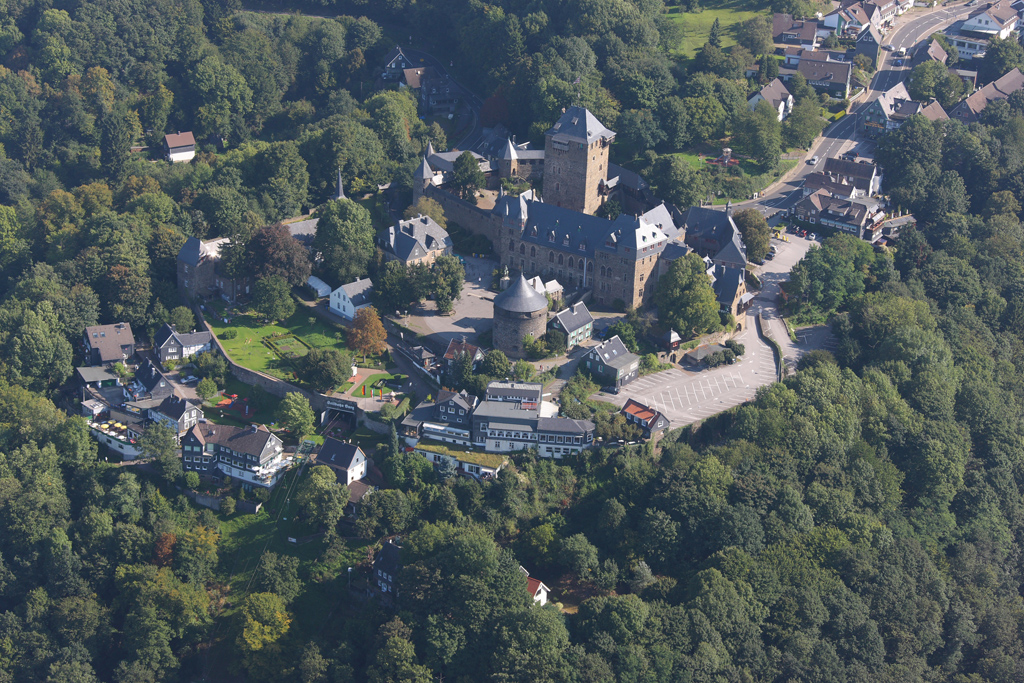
[596,316,778,427]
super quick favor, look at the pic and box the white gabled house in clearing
[329,278,373,321]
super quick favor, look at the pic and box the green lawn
[664,1,765,59]
[204,305,368,389]
[353,372,407,397]
[670,151,706,170]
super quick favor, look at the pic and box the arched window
[549,252,554,262]
[530,246,536,257]
[558,254,564,265]
[508,240,514,252]
[579,259,585,271]
[519,244,525,254]
[600,266,606,277]
[568,257,574,269]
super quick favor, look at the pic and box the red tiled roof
[622,398,658,422]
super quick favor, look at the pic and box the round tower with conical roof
[492,274,549,359]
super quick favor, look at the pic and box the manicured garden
[202,300,379,390]
[353,372,408,397]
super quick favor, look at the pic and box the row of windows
[486,430,584,445]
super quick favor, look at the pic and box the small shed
[307,275,332,298]
[683,343,728,366]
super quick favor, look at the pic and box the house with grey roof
[382,46,412,79]
[857,82,948,138]
[773,14,821,48]
[378,214,453,266]
[153,323,213,365]
[911,39,949,69]
[749,78,794,121]
[680,206,748,269]
[822,157,882,195]
[714,266,751,318]
[797,51,853,99]
[550,302,595,350]
[583,335,639,390]
[961,0,1019,40]
[485,381,543,405]
[316,437,367,485]
[84,323,135,366]
[125,358,174,402]
[181,422,290,488]
[792,189,886,239]
[329,278,373,321]
[148,394,203,439]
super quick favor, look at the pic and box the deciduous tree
[350,306,387,360]
[253,275,296,322]
[277,392,314,439]
[733,208,771,262]
[655,253,720,337]
[312,199,374,285]
[245,223,312,286]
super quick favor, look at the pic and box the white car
[808,233,817,241]
[807,155,819,165]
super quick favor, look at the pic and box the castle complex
[414,106,749,313]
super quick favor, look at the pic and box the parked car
[601,386,620,395]
[809,232,818,241]
[807,155,819,165]
[181,375,198,384]
[894,59,903,67]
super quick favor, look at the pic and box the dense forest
[2,0,1024,681]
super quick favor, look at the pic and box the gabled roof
[436,389,477,412]
[187,422,280,459]
[379,215,452,261]
[553,302,594,333]
[486,381,543,402]
[317,437,365,470]
[797,52,853,86]
[134,358,169,393]
[154,394,199,421]
[621,398,666,426]
[588,335,638,370]
[967,0,1018,28]
[502,138,518,160]
[752,78,793,110]
[178,236,203,266]
[374,539,401,574]
[402,66,434,89]
[640,203,678,239]
[164,131,195,149]
[823,157,878,180]
[713,230,747,266]
[526,577,549,597]
[154,323,212,350]
[444,338,483,362]
[546,106,615,145]
[536,416,595,434]
[951,68,1024,120]
[85,323,135,362]
[912,39,948,67]
[714,266,745,306]
[307,275,331,297]
[383,46,409,68]
[339,278,373,307]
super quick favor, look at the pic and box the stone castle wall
[493,307,548,359]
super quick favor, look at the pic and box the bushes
[724,339,745,356]
[221,329,238,340]
[705,349,736,367]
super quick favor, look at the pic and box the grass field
[353,372,407,397]
[664,0,765,59]
[204,303,371,389]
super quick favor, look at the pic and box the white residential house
[163,132,196,163]
[316,437,368,485]
[528,577,551,606]
[329,278,373,321]
[961,1,1019,40]
[748,78,794,121]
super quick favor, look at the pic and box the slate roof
[426,149,491,174]
[340,278,373,307]
[154,394,199,421]
[436,389,477,412]
[640,203,679,240]
[485,382,543,403]
[968,0,1018,28]
[75,366,120,384]
[715,266,746,307]
[188,422,279,459]
[871,82,947,122]
[536,416,595,434]
[374,539,401,575]
[714,229,748,266]
[546,106,615,145]
[553,302,594,334]
[589,336,637,370]
[753,78,793,111]
[797,53,853,87]
[85,323,135,363]
[494,196,669,262]
[414,156,434,180]
[317,437,364,470]
[178,237,203,266]
[379,215,452,262]
[164,131,195,149]
[494,274,549,314]
[154,323,212,350]
[823,157,878,180]
[134,359,171,394]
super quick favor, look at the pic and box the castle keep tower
[542,106,615,215]
[492,274,549,359]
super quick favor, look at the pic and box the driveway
[406,255,498,347]
[594,314,777,427]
